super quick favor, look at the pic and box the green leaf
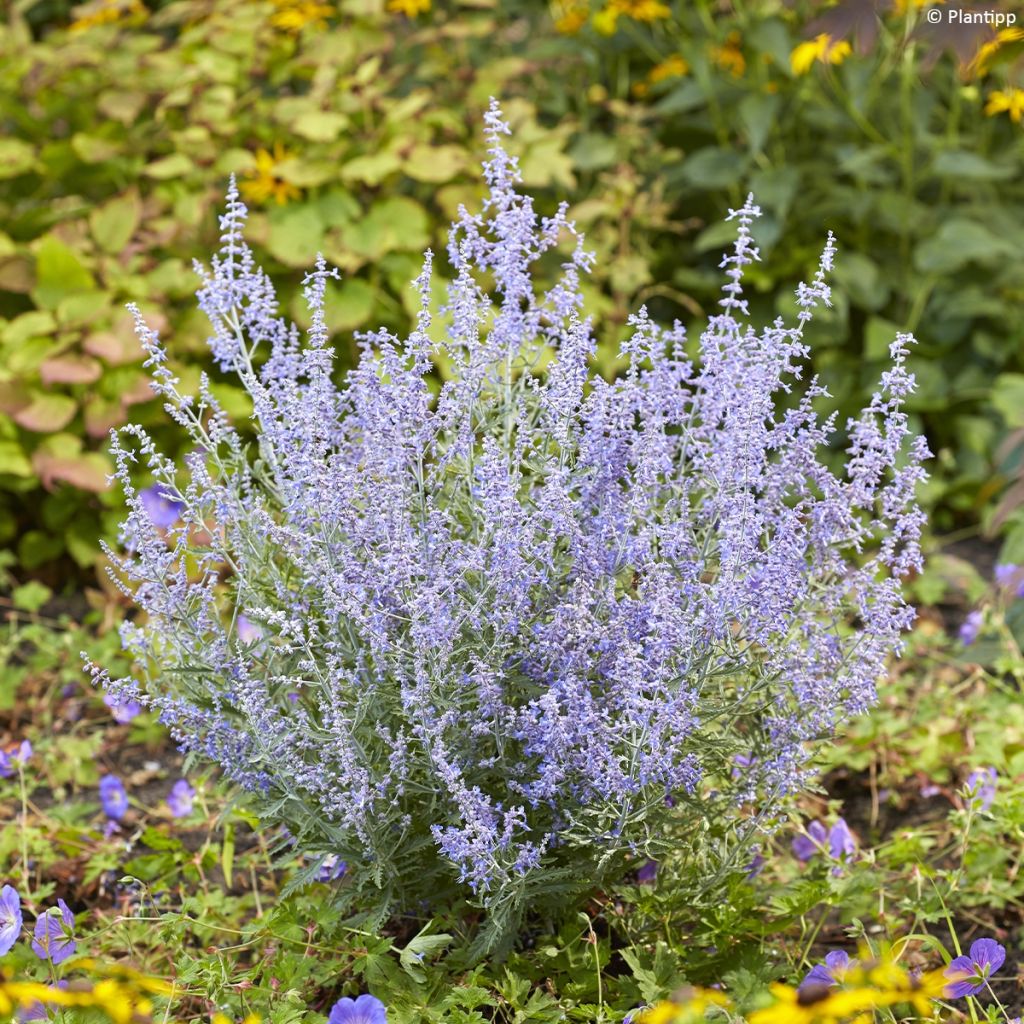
[567,133,618,172]
[222,823,235,888]
[932,150,1015,181]
[341,151,402,186]
[2,311,56,347]
[652,80,705,115]
[993,373,1024,428]
[70,133,124,164]
[913,219,1017,274]
[833,254,889,313]
[11,580,52,613]
[343,198,430,262]
[404,144,468,183]
[325,278,376,332]
[32,237,96,310]
[863,316,902,361]
[143,153,194,180]
[679,147,749,189]
[0,441,33,479]
[292,109,348,142]
[0,139,36,179]
[265,206,325,268]
[90,189,141,254]
[17,530,63,570]
[738,93,779,154]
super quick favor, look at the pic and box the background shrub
[2,1,1020,573]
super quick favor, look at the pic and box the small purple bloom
[315,854,347,882]
[139,485,183,528]
[995,563,1020,587]
[792,821,827,861]
[636,859,658,884]
[103,693,142,724]
[167,779,195,818]
[944,938,1006,998]
[0,741,32,779]
[327,994,387,1024]
[828,818,856,860]
[965,767,997,812]
[99,775,128,821]
[801,949,852,990]
[745,853,765,881]
[623,1010,648,1024]
[732,753,753,779]
[19,981,68,1021]
[959,610,983,646]
[31,899,76,965]
[0,885,22,955]
[920,781,941,798]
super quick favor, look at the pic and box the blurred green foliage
[2,0,1023,581]
[536,0,1024,539]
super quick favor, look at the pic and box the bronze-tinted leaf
[39,355,103,386]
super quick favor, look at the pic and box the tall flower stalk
[86,102,929,946]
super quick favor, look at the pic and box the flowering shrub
[88,104,928,944]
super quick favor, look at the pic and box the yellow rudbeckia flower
[791,33,852,76]
[985,87,1024,123]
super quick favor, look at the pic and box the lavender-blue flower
[87,102,929,936]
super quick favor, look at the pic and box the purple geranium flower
[103,693,142,724]
[139,485,183,528]
[315,854,347,882]
[327,994,387,1024]
[828,818,856,860]
[801,949,853,990]
[959,610,983,646]
[792,821,828,861]
[31,900,76,965]
[965,766,997,812]
[636,859,658,884]
[995,563,1020,588]
[745,853,765,881]
[944,938,1006,998]
[167,779,195,818]
[0,741,32,779]
[19,980,68,1021]
[99,775,128,821]
[0,885,22,956]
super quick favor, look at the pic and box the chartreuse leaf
[0,139,36,178]
[31,237,96,310]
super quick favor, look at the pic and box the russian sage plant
[87,102,929,944]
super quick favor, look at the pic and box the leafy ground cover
[3,544,1023,1022]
